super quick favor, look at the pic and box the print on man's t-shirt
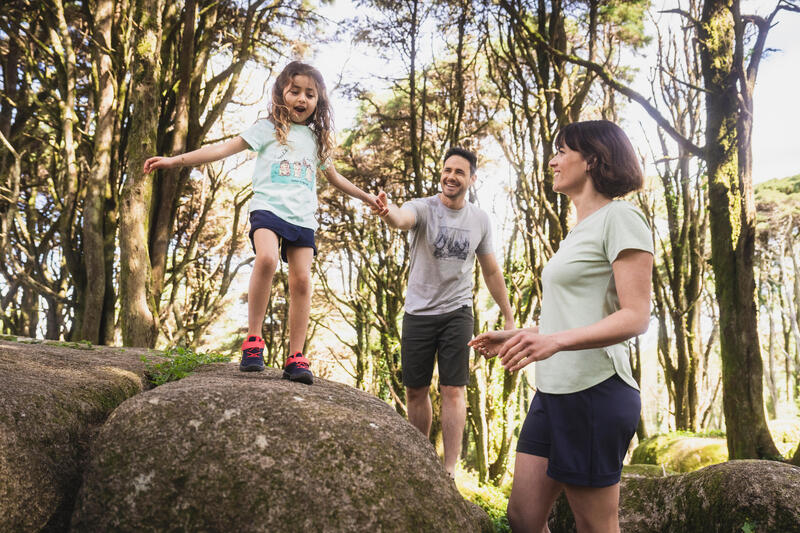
[433,225,470,260]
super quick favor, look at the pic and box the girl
[144,61,386,385]
[470,120,653,532]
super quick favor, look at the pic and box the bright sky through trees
[314,0,800,184]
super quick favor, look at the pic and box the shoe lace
[288,353,309,370]
[243,347,262,358]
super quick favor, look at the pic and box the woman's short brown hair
[554,120,643,198]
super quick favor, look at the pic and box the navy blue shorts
[401,306,474,388]
[517,374,641,487]
[248,210,317,263]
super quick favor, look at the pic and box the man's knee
[506,498,525,531]
[439,385,465,404]
[406,386,430,403]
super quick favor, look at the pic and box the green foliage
[767,418,800,458]
[741,518,756,533]
[754,173,800,232]
[457,470,511,532]
[141,347,231,386]
[598,0,652,48]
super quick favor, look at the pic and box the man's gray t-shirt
[403,195,493,315]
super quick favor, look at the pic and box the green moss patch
[632,432,728,472]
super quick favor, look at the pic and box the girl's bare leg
[285,245,314,354]
[247,229,280,337]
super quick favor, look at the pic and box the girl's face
[282,74,318,124]
[549,143,591,196]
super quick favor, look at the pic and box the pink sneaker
[282,352,313,384]
[239,336,265,372]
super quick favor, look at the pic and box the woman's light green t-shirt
[535,200,653,394]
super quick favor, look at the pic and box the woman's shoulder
[604,199,648,224]
[607,198,641,213]
[602,200,653,251]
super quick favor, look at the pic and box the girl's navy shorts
[249,210,317,263]
[517,373,641,487]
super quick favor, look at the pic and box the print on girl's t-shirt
[270,157,314,189]
[433,225,470,260]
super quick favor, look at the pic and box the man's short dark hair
[444,147,477,176]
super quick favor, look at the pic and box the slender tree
[495,0,797,459]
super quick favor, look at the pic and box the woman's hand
[469,329,517,359]
[143,156,176,174]
[497,331,560,372]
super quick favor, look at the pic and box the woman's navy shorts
[248,210,317,263]
[517,374,640,487]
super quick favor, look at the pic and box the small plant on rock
[142,347,231,386]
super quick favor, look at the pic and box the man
[375,147,514,478]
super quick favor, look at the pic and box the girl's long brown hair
[269,61,333,164]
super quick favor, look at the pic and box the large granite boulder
[72,365,492,532]
[0,339,148,532]
[550,460,800,532]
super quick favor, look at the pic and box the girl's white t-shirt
[535,200,654,394]
[240,120,326,230]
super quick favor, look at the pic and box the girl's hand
[143,156,176,174]
[497,331,560,372]
[367,191,389,216]
[469,329,517,359]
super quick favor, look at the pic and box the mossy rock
[550,460,800,532]
[0,340,149,532]
[72,366,492,532]
[622,463,675,477]
[631,433,728,472]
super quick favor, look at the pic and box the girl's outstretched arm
[324,166,388,215]
[143,136,250,174]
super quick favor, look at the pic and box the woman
[470,120,653,532]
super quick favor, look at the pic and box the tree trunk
[51,0,83,339]
[119,0,164,347]
[80,0,116,344]
[698,0,778,459]
[150,0,196,300]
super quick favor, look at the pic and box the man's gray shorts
[401,305,474,388]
